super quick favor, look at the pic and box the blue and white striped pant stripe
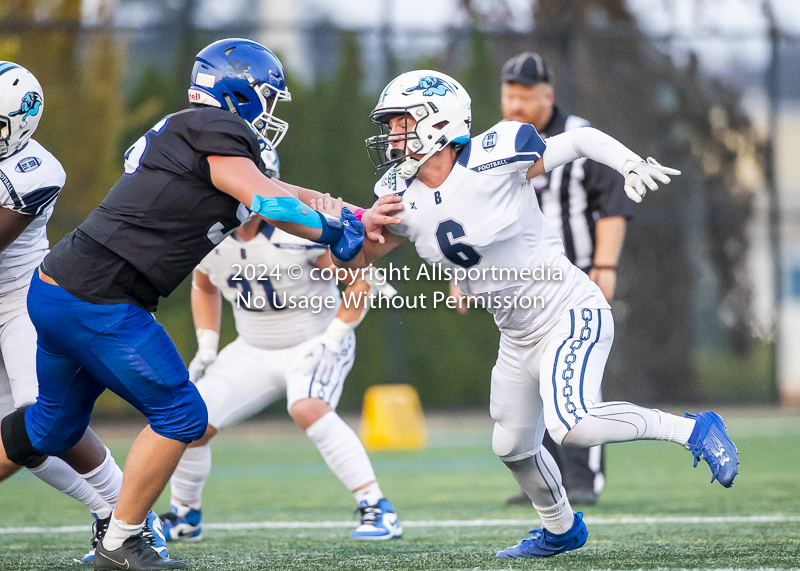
[490,307,613,458]
[549,308,607,433]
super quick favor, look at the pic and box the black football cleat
[93,534,187,570]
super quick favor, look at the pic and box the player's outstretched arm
[529,127,681,203]
[271,178,360,213]
[208,155,325,242]
[208,155,364,262]
[188,269,222,382]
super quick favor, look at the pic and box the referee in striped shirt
[502,52,629,506]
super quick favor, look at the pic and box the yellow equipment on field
[359,384,426,451]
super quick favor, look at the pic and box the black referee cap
[501,52,550,86]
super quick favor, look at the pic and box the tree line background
[1,0,774,414]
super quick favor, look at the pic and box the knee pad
[0,406,44,466]
[492,422,539,461]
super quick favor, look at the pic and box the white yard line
[1,515,798,535]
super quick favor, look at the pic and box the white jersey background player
[331,70,739,559]
[0,62,126,561]
[160,150,402,542]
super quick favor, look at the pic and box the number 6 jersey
[373,120,608,342]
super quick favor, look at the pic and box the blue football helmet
[189,38,291,150]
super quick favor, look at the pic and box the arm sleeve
[542,127,642,174]
[583,160,630,220]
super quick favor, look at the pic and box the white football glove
[622,157,681,203]
[188,329,219,382]
[188,348,217,382]
[304,318,352,389]
[308,341,339,389]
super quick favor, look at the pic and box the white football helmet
[0,62,44,159]
[367,70,471,179]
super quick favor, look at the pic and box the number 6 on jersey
[436,219,481,268]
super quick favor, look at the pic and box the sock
[305,411,377,493]
[80,447,123,508]
[170,444,211,509]
[656,411,696,445]
[28,456,113,518]
[534,496,575,535]
[353,481,383,507]
[502,447,567,508]
[562,402,696,447]
[174,502,201,517]
[102,510,144,551]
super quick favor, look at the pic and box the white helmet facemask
[367,70,472,179]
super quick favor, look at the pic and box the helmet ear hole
[232,91,249,104]
[433,120,449,130]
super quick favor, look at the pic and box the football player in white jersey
[160,149,402,542]
[0,62,127,560]
[331,70,740,558]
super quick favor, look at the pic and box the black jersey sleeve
[187,114,261,162]
[186,112,262,187]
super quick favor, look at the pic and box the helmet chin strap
[396,120,468,180]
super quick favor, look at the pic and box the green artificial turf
[1,409,798,570]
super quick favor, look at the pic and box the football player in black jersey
[0,39,400,570]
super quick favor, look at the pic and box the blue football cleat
[684,411,740,487]
[496,512,588,559]
[351,498,403,540]
[143,510,170,557]
[81,512,110,563]
[160,505,203,542]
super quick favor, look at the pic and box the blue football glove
[330,207,364,262]
[314,212,343,245]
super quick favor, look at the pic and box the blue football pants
[24,271,207,455]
